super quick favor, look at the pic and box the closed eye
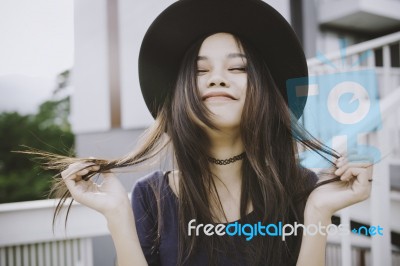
[228,67,247,72]
[197,69,208,75]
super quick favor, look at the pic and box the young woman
[42,0,373,265]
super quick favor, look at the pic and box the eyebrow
[197,53,246,61]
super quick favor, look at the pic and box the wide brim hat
[139,0,308,119]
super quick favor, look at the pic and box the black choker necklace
[208,152,246,165]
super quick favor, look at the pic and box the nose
[207,73,229,88]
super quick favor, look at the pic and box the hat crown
[139,0,308,119]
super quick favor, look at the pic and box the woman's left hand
[306,155,374,218]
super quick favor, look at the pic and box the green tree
[0,72,74,203]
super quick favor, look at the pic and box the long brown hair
[24,33,340,265]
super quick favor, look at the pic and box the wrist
[304,203,332,226]
[298,204,330,266]
[104,199,132,224]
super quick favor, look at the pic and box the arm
[296,204,331,266]
[61,163,148,266]
[297,156,373,266]
[105,198,148,266]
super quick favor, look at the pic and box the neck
[207,127,243,158]
[207,129,244,187]
[205,129,247,221]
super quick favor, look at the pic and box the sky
[0,0,74,114]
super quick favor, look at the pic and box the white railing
[1,194,399,266]
[305,31,400,266]
[326,243,400,266]
[308,32,400,67]
[0,239,92,266]
[0,198,109,266]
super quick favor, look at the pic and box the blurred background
[1,0,400,265]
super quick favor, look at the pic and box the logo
[188,219,384,241]
[286,39,382,168]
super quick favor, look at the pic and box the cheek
[237,79,247,101]
[197,76,206,90]
[232,74,247,90]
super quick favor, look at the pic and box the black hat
[138,0,308,119]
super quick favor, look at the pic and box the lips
[201,92,237,101]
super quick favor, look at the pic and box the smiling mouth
[202,93,237,101]
[203,96,236,102]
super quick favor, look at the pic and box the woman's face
[196,33,247,130]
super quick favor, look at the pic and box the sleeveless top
[131,170,318,266]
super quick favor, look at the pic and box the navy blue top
[131,170,317,266]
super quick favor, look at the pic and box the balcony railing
[305,31,400,266]
[1,193,400,266]
[1,239,92,266]
[0,198,109,266]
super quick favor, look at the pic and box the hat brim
[139,0,308,119]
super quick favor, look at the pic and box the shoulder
[133,171,164,189]
[131,170,164,210]
[132,170,164,191]
[131,170,179,206]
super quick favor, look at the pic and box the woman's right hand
[61,162,130,217]
[62,162,149,266]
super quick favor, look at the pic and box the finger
[315,168,336,181]
[335,154,373,167]
[61,163,90,179]
[65,178,93,202]
[335,162,372,176]
[63,177,79,195]
[76,168,90,176]
[91,165,100,171]
[347,154,374,164]
[76,165,100,176]
[61,162,97,180]
[335,157,348,168]
[340,167,371,185]
[335,156,345,164]
[86,181,99,194]
[102,171,116,179]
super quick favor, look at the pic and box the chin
[202,104,243,129]
[210,115,241,130]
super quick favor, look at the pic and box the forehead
[198,33,244,57]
